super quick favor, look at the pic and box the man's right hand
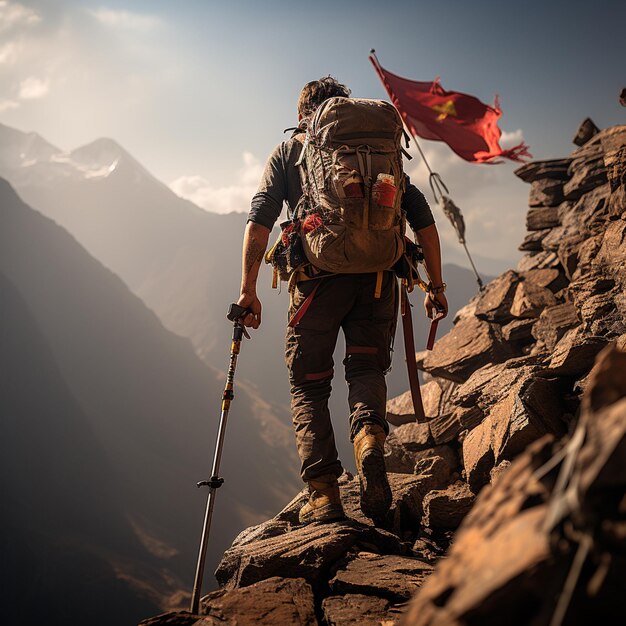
[237,292,262,329]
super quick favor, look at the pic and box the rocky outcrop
[141,122,626,625]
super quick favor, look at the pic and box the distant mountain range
[0,178,301,624]
[0,122,494,473]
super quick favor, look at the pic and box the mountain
[0,178,301,617]
[0,272,162,625]
[0,122,492,474]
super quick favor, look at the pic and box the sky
[1,0,625,269]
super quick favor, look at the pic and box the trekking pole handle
[226,303,250,323]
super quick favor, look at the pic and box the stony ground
[140,121,626,626]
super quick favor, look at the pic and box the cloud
[0,0,41,33]
[89,7,162,32]
[0,99,19,112]
[19,76,49,99]
[404,130,529,268]
[0,41,19,65]
[170,152,264,214]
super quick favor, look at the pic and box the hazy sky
[1,0,624,268]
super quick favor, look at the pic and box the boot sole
[359,449,392,520]
[299,503,346,525]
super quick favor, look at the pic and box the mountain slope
[0,178,300,600]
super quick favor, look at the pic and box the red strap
[401,286,426,422]
[288,282,321,328]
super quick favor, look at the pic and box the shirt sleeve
[247,143,287,230]
[402,174,435,231]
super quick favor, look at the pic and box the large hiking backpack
[295,97,408,274]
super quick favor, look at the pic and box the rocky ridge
[141,120,626,625]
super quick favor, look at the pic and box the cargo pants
[285,271,398,482]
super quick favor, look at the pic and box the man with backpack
[237,76,448,524]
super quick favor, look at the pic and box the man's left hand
[424,292,448,319]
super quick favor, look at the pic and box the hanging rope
[369,49,485,292]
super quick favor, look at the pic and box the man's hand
[237,292,262,329]
[424,291,448,320]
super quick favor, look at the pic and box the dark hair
[297,76,351,118]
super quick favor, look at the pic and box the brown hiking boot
[298,474,345,524]
[353,424,392,521]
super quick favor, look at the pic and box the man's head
[297,76,351,120]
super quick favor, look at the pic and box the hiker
[236,76,448,524]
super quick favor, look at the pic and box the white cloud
[0,1,41,33]
[89,7,162,32]
[0,41,19,65]
[19,76,49,99]
[170,152,264,214]
[501,129,525,148]
[0,99,19,112]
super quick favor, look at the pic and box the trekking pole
[190,303,250,614]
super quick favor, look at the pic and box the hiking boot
[298,474,345,524]
[353,424,392,521]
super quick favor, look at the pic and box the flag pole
[369,50,484,292]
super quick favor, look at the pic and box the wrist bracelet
[428,282,447,295]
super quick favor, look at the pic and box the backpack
[294,97,409,274]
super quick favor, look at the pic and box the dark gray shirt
[248,137,435,231]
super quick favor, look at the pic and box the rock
[489,460,511,485]
[521,268,568,293]
[526,206,560,230]
[462,417,495,493]
[427,411,463,445]
[200,577,316,626]
[386,380,443,426]
[564,143,607,200]
[510,280,557,319]
[518,228,550,252]
[489,377,565,463]
[421,482,475,530]
[215,516,406,589]
[322,593,392,626]
[573,117,600,146]
[474,270,519,322]
[501,318,535,343]
[423,316,513,383]
[139,613,204,626]
[516,250,560,273]
[384,422,434,473]
[546,326,608,376]
[528,178,564,207]
[514,158,571,183]
[399,437,555,626]
[329,552,433,601]
[531,302,580,351]
[413,448,458,484]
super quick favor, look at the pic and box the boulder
[462,417,495,493]
[386,380,443,426]
[201,577,316,626]
[546,326,608,376]
[526,206,560,230]
[518,228,550,252]
[514,158,571,183]
[564,143,607,200]
[329,551,433,602]
[384,421,433,473]
[322,594,393,626]
[510,280,557,319]
[215,515,407,589]
[423,316,513,383]
[516,250,560,273]
[501,318,535,344]
[528,177,564,207]
[573,117,600,147]
[520,268,568,293]
[531,302,580,351]
[421,482,475,530]
[474,270,519,322]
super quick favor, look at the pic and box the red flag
[370,56,531,164]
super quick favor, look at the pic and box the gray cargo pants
[285,271,398,482]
